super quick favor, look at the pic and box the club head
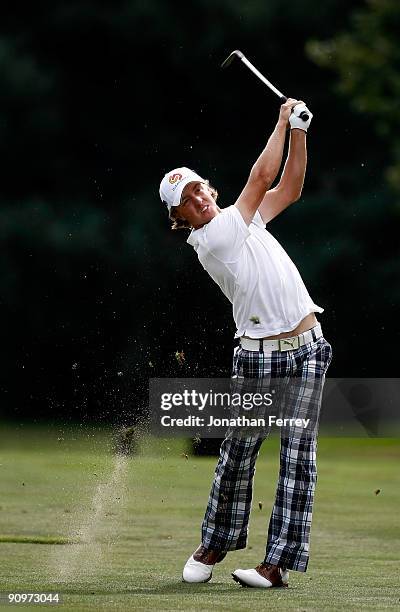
[220,49,244,69]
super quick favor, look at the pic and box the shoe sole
[182,574,212,584]
[231,573,288,588]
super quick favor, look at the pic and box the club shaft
[239,55,285,100]
[221,49,309,121]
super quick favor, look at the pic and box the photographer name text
[160,415,310,428]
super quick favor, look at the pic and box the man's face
[174,181,219,229]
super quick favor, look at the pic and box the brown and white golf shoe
[182,544,227,583]
[232,562,289,588]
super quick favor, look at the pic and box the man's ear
[172,206,185,221]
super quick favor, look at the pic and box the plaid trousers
[201,333,332,572]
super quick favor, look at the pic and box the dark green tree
[306,0,400,192]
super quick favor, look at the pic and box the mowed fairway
[1,424,399,611]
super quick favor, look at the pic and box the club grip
[280,96,309,122]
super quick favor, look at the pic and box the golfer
[159,99,332,588]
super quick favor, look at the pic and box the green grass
[0,423,399,611]
[0,535,72,544]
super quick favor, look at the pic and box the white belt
[240,323,322,353]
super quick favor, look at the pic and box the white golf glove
[289,103,313,131]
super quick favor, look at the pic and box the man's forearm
[277,129,307,199]
[234,99,301,225]
[250,118,287,185]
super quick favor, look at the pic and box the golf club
[221,50,309,122]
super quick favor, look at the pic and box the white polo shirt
[187,205,323,338]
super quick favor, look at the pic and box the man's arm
[258,129,307,224]
[234,99,300,226]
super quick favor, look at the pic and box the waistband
[240,323,322,353]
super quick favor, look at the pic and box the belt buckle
[278,336,300,351]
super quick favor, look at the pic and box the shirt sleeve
[201,205,250,262]
[251,210,266,228]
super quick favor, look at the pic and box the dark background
[1,1,399,423]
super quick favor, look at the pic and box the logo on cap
[169,173,182,184]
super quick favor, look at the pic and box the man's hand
[289,103,313,132]
[278,98,303,127]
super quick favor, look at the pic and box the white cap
[159,167,206,213]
